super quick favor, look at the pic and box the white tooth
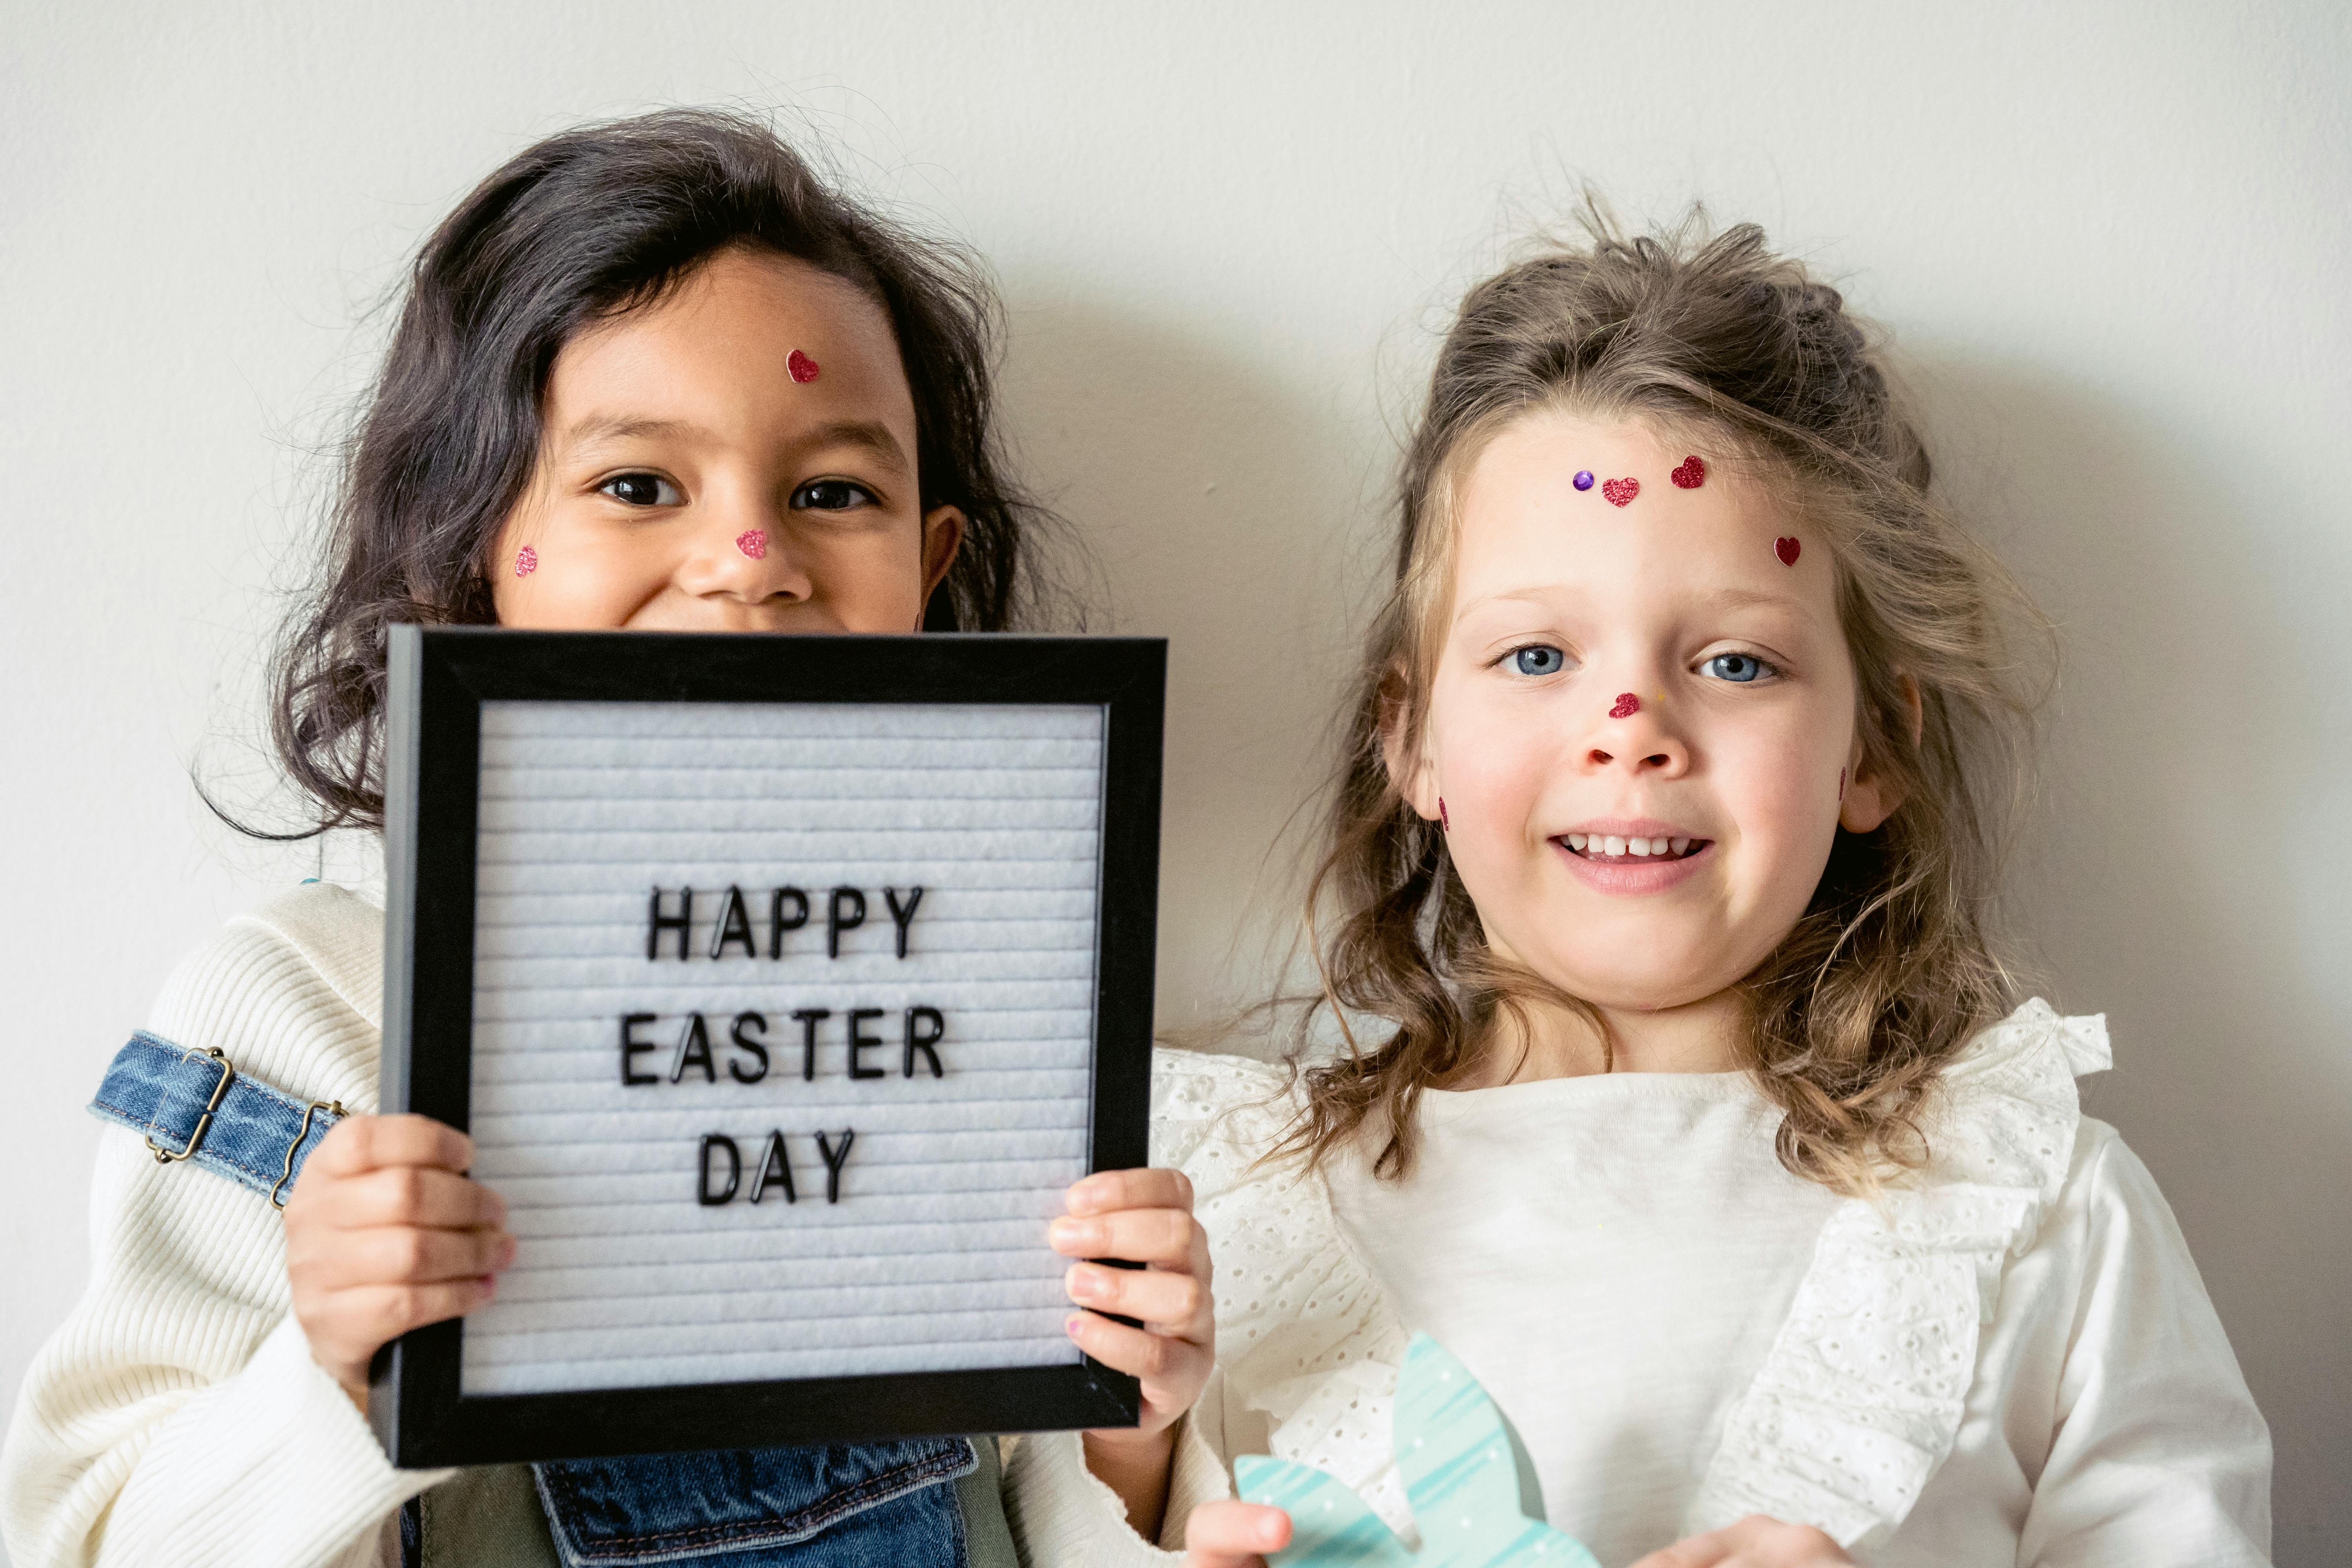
[1628,837,1651,856]
[1603,835,1626,857]
[1671,836,1691,855]
[1568,833,1588,851]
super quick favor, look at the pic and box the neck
[1468,985,1747,1085]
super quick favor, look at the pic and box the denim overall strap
[89,1031,347,1207]
[532,1441,978,1567]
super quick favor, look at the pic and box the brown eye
[599,472,682,507]
[791,478,876,511]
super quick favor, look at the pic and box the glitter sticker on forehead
[1601,477,1639,507]
[1573,470,1595,491]
[736,530,768,559]
[1671,455,1706,489]
[1609,692,1640,718]
[787,349,821,383]
[1775,536,1802,566]
[514,544,537,577]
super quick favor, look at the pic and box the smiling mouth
[1560,833,1710,862]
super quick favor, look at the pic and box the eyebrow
[555,416,913,476]
[1453,583,1812,623]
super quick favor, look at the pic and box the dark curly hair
[253,107,1055,837]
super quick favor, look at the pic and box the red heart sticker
[1775,536,1801,566]
[513,544,537,577]
[1671,455,1706,489]
[1609,692,1641,718]
[1601,477,1639,507]
[788,349,821,383]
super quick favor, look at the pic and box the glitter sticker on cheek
[1573,470,1595,492]
[1671,455,1706,489]
[1439,798,1450,832]
[787,349,821,383]
[1838,766,1847,802]
[1775,536,1802,566]
[1609,692,1641,719]
[736,530,769,559]
[514,544,537,577]
[1601,477,1640,506]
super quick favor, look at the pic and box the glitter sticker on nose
[736,530,768,559]
[1609,692,1641,718]
[514,545,537,577]
[788,350,821,383]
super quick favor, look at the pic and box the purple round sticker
[1573,470,1595,491]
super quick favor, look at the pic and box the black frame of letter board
[372,626,1162,1468]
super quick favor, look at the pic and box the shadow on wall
[991,278,1388,1046]
[1917,354,2347,1562]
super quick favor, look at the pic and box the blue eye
[1704,652,1771,683]
[1510,645,1566,676]
[791,477,878,511]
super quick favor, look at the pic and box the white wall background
[2,2,2345,1560]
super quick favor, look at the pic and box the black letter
[884,886,924,958]
[815,1128,855,1203]
[621,1014,659,1086]
[827,886,866,958]
[904,1006,945,1078]
[768,887,809,957]
[648,887,693,960]
[846,1009,886,1079]
[728,1012,769,1083]
[671,1013,717,1083]
[698,1134,741,1205]
[709,885,757,959]
[748,1130,797,1204]
[791,1008,830,1081]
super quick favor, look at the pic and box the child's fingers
[320,1276,499,1351]
[1625,1516,1851,1567]
[303,1113,475,1181]
[1180,1499,1289,1566]
[1065,1308,1212,1397]
[1050,1207,1208,1276]
[327,1165,507,1232]
[1065,1261,1210,1338]
[1066,1167,1194,1218]
[301,1224,516,1290]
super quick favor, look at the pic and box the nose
[1583,690,1688,777]
[675,499,814,606]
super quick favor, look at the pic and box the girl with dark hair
[1009,219,2270,1566]
[0,110,1214,1568]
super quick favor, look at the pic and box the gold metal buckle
[270,1099,347,1208]
[146,1047,235,1164]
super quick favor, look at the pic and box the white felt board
[459,700,1101,1397]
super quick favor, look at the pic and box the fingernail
[1063,1313,1087,1340]
[496,1236,518,1270]
[1049,1218,1100,1251]
[1069,1176,1107,1213]
[1067,1264,1105,1303]
[481,1274,498,1301]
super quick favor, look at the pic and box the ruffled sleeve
[1004,1047,1410,1565]
[1687,999,2109,1549]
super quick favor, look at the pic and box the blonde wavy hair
[1274,214,2051,1196]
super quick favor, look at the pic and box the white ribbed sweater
[3,885,434,1568]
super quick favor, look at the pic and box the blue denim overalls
[93,1032,1012,1568]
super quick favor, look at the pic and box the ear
[1378,670,1443,822]
[919,504,967,605]
[1839,674,1921,833]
